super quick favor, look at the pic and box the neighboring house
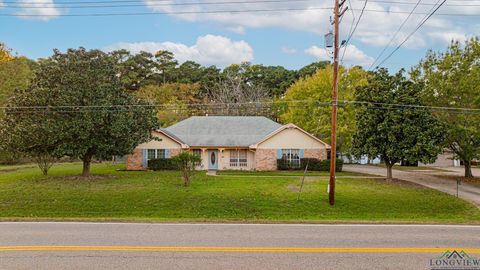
[341,155,381,165]
[127,116,330,171]
[419,150,461,167]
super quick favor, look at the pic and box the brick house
[127,116,330,171]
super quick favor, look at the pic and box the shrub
[276,158,343,172]
[172,152,201,187]
[148,158,177,170]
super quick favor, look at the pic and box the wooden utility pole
[329,0,341,206]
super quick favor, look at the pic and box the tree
[297,61,330,78]
[0,57,35,107]
[352,69,445,180]
[111,50,157,91]
[135,83,202,127]
[155,50,178,84]
[0,56,35,164]
[0,48,158,177]
[0,42,13,63]
[280,65,367,153]
[173,152,201,187]
[208,65,271,116]
[244,64,297,97]
[411,38,480,178]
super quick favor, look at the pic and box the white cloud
[427,31,468,45]
[105,35,254,67]
[15,0,61,21]
[305,45,374,67]
[281,46,297,55]
[142,0,477,50]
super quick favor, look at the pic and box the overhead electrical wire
[357,0,480,6]
[2,100,480,115]
[340,0,368,64]
[1,0,319,9]
[374,0,448,68]
[0,6,477,17]
[368,0,422,70]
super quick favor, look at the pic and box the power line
[374,0,448,68]
[2,100,480,114]
[340,0,368,63]
[1,7,478,17]
[2,0,318,9]
[368,0,422,70]
[357,0,480,6]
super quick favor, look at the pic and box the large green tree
[411,38,480,178]
[0,57,35,107]
[352,69,445,180]
[280,65,367,153]
[0,48,158,176]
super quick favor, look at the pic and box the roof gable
[251,123,330,149]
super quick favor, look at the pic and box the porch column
[219,148,225,170]
[201,148,207,170]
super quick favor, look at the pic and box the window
[192,149,202,157]
[230,150,248,167]
[146,149,166,161]
[282,149,300,168]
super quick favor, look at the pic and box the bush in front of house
[148,158,178,170]
[276,158,343,172]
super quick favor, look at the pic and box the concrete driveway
[344,165,480,207]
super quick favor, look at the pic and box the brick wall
[126,148,143,171]
[304,149,328,160]
[255,149,277,171]
[170,149,182,157]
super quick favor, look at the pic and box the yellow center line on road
[0,246,479,254]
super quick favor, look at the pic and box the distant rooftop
[164,116,283,147]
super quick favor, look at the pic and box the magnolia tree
[351,69,445,180]
[0,48,158,177]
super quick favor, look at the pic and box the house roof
[164,116,283,147]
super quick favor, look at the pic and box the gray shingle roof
[164,116,283,147]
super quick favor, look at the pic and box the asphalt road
[1,222,479,270]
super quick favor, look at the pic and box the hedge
[148,158,178,170]
[277,158,343,172]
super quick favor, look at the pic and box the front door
[208,150,218,170]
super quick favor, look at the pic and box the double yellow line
[1,246,480,254]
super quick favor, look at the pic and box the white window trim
[282,149,301,168]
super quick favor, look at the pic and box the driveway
[344,165,480,207]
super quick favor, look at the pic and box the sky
[0,0,478,71]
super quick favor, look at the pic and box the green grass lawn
[0,162,478,223]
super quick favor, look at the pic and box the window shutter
[277,149,282,159]
[299,149,305,159]
[142,149,148,168]
[165,149,170,159]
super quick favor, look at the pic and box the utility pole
[328,0,344,206]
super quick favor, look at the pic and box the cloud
[105,35,254,67]
[142,0,477,50]
[15,0,61,21]
[281,46,297,55]
[427,31,468,45]
[305,45,374,67]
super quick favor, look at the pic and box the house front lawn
[0,163,478,223]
